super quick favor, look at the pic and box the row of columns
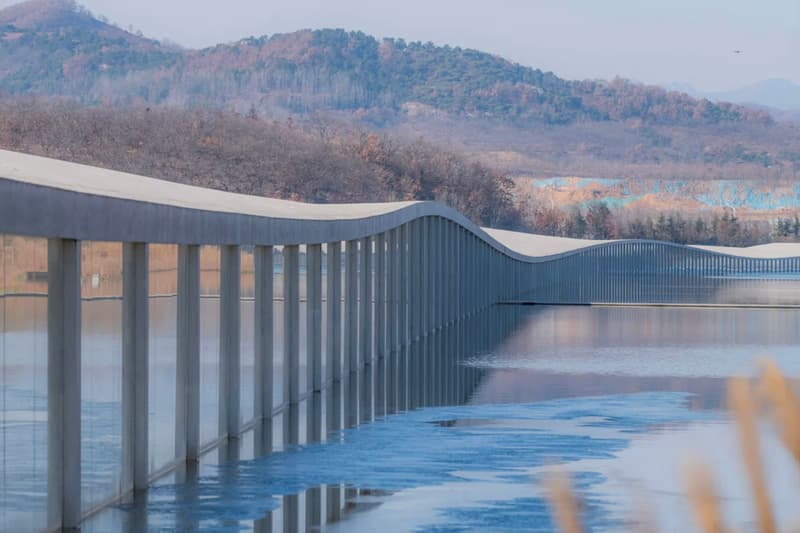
[45,227,800,529]
[268,303,513,532]
[526,241,800,305]
[43,217,541,529]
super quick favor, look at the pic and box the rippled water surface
[74,303,800,532]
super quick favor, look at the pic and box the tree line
[524,200,792,247]
[0,99,523,228]
[2,98,797,246]
[0,15,774,129]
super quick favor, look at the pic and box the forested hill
[0,0,773,127]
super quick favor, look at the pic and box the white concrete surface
[2,148,799,259]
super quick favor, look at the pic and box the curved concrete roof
[483,228,614,256]
[689,243,800,259]
[0,149,498,252]
[486,227,800,259]
[0,148,417,220]
[1,149,798,260]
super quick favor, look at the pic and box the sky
[3,0,799,92]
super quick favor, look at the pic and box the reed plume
[728,376,775,533]
[545,470,583,533]
[758,359,800,466]
[544,359,799,533]
[684,461,727,533]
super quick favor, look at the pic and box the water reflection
[5,262,800,532]
[525,270,800,305]
[470,305,800,408]
[80,305,518,531]
[0,236,48,532]
[111,303,798,532]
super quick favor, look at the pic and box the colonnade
[526,240,800,304]
[41,215,525,531]
[1,151,799,531]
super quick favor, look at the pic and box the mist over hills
[0,0,774,125]
[1,0,800,194]
[670,79,800,121]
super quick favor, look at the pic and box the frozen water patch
[426,472,616,533]
[134,392,709,531]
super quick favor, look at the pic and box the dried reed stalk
[545,361,799,533]
[728,377,775,533]
[685,460,727,533]
[545,470,583,533]
[758,359,800,466]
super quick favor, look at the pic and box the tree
[586,201,612,239]
[563,206,587,238]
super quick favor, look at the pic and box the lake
[68,302,800,532]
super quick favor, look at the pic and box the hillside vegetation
[4,99,791,246]
[0,100,521,228]
[0,1,771,127]
[1,0,799,183]
[1,0,799,245]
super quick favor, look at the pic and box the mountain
[0,0,799,185]
[0,0,179,96]
[716,79,800,111]
[0,0,772,127]
[671,79,800,112]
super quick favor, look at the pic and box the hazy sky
[5,0,800,91]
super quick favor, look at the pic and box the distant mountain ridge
[670,79,800,112]
[2,0,800,186]
[0,0,773,127]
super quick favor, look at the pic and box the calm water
[71,303,800,532]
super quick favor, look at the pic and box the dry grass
[685,461,728,533]
[543,359,800,533]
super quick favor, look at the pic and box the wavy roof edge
[1,149,799,260]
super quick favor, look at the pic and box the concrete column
[445,223,454,404]
[307,486,322,530]
[326,483,343,523]
[344,240,359,427]
[176,244,200,462]
[422,218,433,406]
[326,243,343,383]
[375,233,386,360]
[483,243,489,307]
[47,238,82,530]
[359,237,373,423]
[421,217,430,338]
[374,233,386,417]
[359,237,373,369]
[121,242,148,494]
[437,218,444,329]
[344,241,359,375]
[467,234,475,313]
[409,220,422,409]
[254,246,274,453]
[430,218,440,404]
[441,221,448,324]
[408,220,417,343]
[431,217,439,330]
[464,230,470,314]
[398,224,409,411]
[282,245,300,444]
[219,245,241,439]
[446,221,454,325]
[456,227,463,320]
[386,229,398,414]
[326,242,343,433]
[439,220,447,404]
[306,244,323,442]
